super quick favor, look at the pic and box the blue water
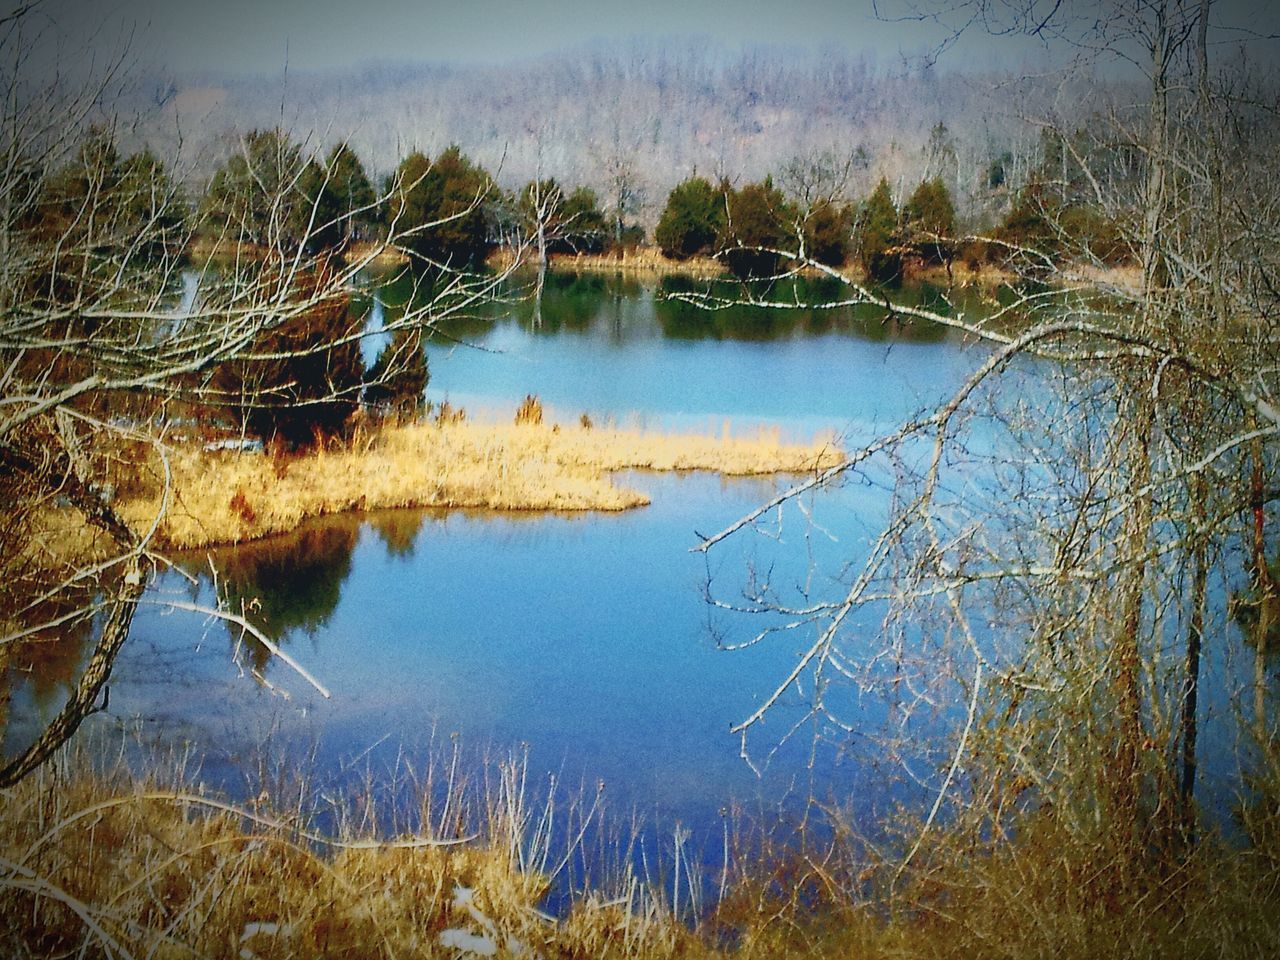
[6,271,1267,869]
[77,275,977,825]
[114,475,880,824]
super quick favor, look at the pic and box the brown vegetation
[0,749,704,960]
[4,745,1276,960]
[109,411,840,550]
[494,243,1086,290]
[490,245,728,279]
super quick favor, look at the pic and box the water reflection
[1,586,99,718]
[605,273,958,342]
[364,266,986,347]
[189,522,360,674]
[367,508,426,559]
[0,583,106,766]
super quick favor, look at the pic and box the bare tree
[0,7,523,786]
[682,0,1280,906]
[591,120,648,251]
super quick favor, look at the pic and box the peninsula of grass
[115,414,842,550]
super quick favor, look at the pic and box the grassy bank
[0,748,708,960]
[505,246,1142,292]
[0,745,890,960]
[507,247,729,279]
[114,416,840,550]
[4,745,1277,960]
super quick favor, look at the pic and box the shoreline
[190,234,1130,292]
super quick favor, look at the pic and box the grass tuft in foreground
[4,742,1279,959]
[0,746,708,960]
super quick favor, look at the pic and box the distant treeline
[31,119,1133,448]
[52,120,1134,283]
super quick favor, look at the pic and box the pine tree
[203,129,304,246]
[390,146,496,266]
[654,176,725,259]
[903,177,957,265]
[214,268,365,445]
[720,177,795,279]
[859,177,901,283]
[365,327,429,419]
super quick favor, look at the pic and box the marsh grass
[120,413,842,549]
[0,742,710,960]
[488,247,728,279]
[4,736,1279,959]
[877,807,1280,960]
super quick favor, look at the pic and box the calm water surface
[5,272,1259,849]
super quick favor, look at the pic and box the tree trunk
[534,221,547,326]
[1180,472,1208,836]
[1114,390,1154,844]
[1251,428,1273,743]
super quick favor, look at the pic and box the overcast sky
[19,0,1280,76]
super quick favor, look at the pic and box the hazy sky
[21,0,1280,76]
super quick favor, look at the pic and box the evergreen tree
[203,129,305,246]
[295,144,375,251]
[559,186,607,253]
[802,201,853,267]
[39,126,124,253]
[294,159,334,250]
[116,148,188,256]
[516,181,608,255]
[720,177,795,279]
[365,327,429,418]
[903,177,957,264]
[904,177,956,237]
[214,267,365,446]
[997,182,1061,260]
[325,143,376,242]
[987,151,1013,189]
[654,176,725,259]
[517,178,565,233]
[391,145,496,266]
[858,177,901,283]
[35,132,186,331]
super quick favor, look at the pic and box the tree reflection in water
[198,521,363,675]
[366,509,426,560]
[1,584,100,736]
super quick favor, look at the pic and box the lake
[3,270,1261,864]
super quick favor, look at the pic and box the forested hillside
[126,39,1094,225]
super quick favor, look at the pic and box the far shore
[194,235,1137,291]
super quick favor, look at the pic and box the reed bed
[0,744,711,960]
[121,416,842,549]
[9,741,1269,959]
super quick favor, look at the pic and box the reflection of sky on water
[105,469,898,834]
[6,274,1273,863]
[365,271,984,440]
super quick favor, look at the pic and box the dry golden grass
[17,507,120,571]
[120,417,841,550]
[0,749,708,960]
[344,239,410,266]
[5,745,1276,959]
[554,248,728,278]
[904,258,1019,287]
[1071,261,1145,295]
[879,809,1280,960]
